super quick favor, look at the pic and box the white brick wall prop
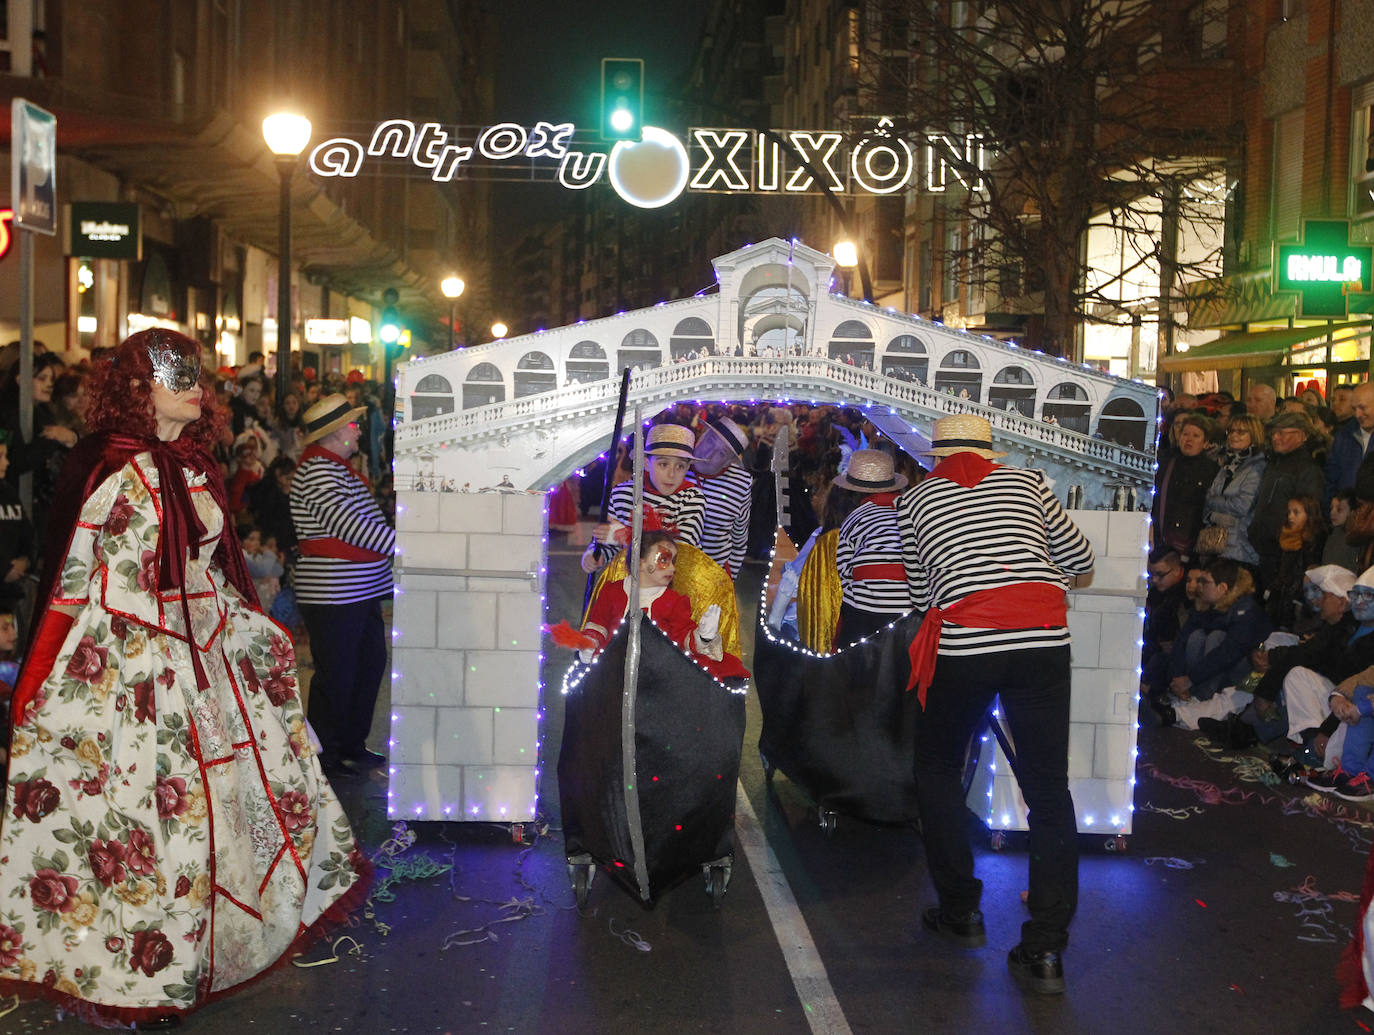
[389,490,547,822]
[964,510,1146,841]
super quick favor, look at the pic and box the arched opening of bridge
[1043,382,1091,433]
[515,351,557,397]
[409,374,456,420]
[989,365,1036,416]
[933,349,982,401]
[1098,396,1151,450]
[828,319,875,369]
[669,317,715,359]
[618,328,662,371]
[881,334,928,385]
[567,341,609,384]
[463,361,506,409]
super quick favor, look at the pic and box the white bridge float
[388,238,1155,839]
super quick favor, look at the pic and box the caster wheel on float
[818,807,837,835]
[1105,835,1128,853]
[567,855,595,910]
[760,751,776,783]
[704,861,731,910]
[989,831,1008,851]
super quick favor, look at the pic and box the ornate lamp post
[261,111,313,406]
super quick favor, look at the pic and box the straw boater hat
[832,448,908,493]
[302,393,366,445]
[644,423,703,462]
[922,413,1008,459]
[702,415,749,457]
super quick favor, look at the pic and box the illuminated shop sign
[305,318,351,345]
[1274,220,1374,318]
[69,202,142,260]
[307,117,989,210]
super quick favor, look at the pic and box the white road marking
[735,785,853,1035]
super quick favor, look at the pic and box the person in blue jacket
[1169,557,1272,703]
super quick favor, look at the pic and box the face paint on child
[639,543,677,588]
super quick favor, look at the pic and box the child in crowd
[1310,677,1374,801]
[1270,494,1326,629]
[227,432,265,514]
[240,523,284,612]
[1324,489,1362,573]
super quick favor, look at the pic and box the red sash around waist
[853,563,905,581]
[905,582,1067,707]
[297,537,388,563]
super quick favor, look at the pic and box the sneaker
[1336,772,1374,802]
[921,906,987,948]
[1304,765,1343,792]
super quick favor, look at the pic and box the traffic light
[600,57,644,141]
[379,305,401,345]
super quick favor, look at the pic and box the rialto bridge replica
[387,238,1157,848]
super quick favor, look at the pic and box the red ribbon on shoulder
[906,582,1067,706]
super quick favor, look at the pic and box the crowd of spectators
[1143,379,1374,801]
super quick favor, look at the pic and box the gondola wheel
[568,855,595,910]
[818,807,837,835]
[1104,835,1128,854]
[704,861,731,909]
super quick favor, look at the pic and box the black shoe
[1007,944,1065,995]
[344,748,388,769]
[319,754,359,779]
[1197,716,1228,742]
[921,906,987,948]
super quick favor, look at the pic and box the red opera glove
[10,610,75,728]
[544,621,597,651]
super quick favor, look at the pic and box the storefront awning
[1159,322,1369,372]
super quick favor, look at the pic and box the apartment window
[1271,108,1304,241]
[1353,84,1374,223]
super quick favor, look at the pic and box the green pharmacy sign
[1274,219,1374,318]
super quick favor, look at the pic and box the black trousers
[299,595,388,759]
[913,646,1077,953]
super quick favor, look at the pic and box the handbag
[1194,524,1228,555]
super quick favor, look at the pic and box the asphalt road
[7,529,1374,1034]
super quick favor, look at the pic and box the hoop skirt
[0,453,364,1025]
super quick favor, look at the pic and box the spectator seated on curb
[1271,565,1374,773]
[1305,678,1374,800]
[1157,558,1270,719]
[1235,564,1359,743]
[1194,631,1302,746]
[1142,562,1211,723]
[1141,550,1187,689]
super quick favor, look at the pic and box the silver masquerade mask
[147,344,201,392]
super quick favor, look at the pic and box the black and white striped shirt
[592,478,707,565]
[289,455,395,605]
[836,498,913,613]
[896,466,1093,655]
[692,465,753,576]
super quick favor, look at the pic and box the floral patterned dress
[0,452,363,1023]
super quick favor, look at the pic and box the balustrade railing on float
[395,355,1155,476]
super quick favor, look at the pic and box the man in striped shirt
[690,415,753,578]
[897,413,1094,996]
[833,449,912,645]
[290,394,396,778]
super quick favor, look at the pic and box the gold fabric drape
[796,529,841,655]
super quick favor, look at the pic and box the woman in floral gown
[0,330,365,1027]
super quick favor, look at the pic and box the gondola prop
[755,527,924,829]
[555,406,749,908]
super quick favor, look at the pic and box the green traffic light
[380,323,400,345]
[609,107,635,134]
[600,57,644,142]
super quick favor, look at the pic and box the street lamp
[262,111,313,407]
[440,274,465,350]
[491,321,508,340]
[833,239,859,298]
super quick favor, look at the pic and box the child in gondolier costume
[834,449,913,646]
[690,416,753,579]
[582,423,708,574]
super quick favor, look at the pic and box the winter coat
[1169,568,1271,685]
[1152,451,1220,557]
[1201,452,1266,566]
[1247,445,1326,574]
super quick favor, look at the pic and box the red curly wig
[84,329,225,450]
